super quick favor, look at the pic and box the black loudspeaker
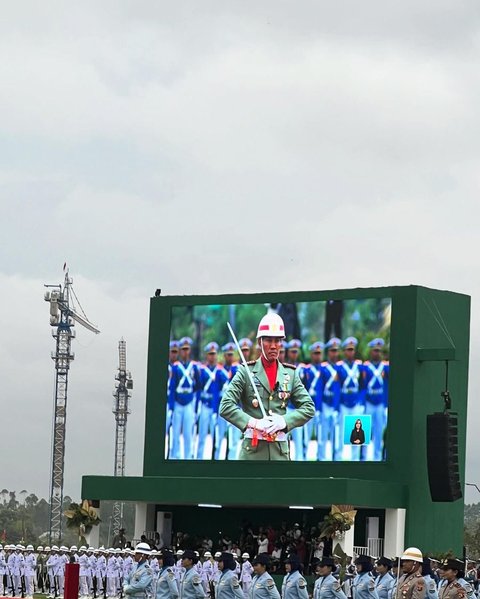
[426,412,462,502]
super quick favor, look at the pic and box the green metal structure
[82,285,470,554]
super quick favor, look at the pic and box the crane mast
[112,339,132,535]
[45,269,99,542]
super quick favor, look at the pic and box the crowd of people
[171,520,330,573]
[1,541,479,599]
[167,332,389,462]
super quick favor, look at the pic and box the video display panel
[165,298,391,461]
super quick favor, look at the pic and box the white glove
[265,414,287,435]
[247,417,271,433]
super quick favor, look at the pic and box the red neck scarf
[261,356,278,391]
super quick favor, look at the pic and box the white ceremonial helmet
[134,542,152,555]
[401,547,423,563]
[242,553,250,559]
[256,313,286,339]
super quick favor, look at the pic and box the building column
[134,502,156,543]
[384,508,406,558]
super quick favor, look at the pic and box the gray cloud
[0,1,479,503]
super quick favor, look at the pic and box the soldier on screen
[222,342,242,460]
[285,339,306,461]
[301,342,325,461]
[239,339,253,361]
[219,313,314,461]
[362,339,389,461]
[336,337,364,461]
[277,340,286,363]
[169,337,201,459]
[196,342,229,460]
[318,338,341,461]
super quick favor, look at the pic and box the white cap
[401,547,423,563]
[26,545,34,551]
[204,551,212,558]
[177,549,184,556]
[37,546,44,552]
[60,546,68,552]
[70,546,78,552]
[256,313,286,339]
[52,545,59,551]
[214,552,221,558]
[134,542,152,555]
[242,553,250,559]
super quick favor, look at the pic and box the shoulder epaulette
[382,360,389,365]
[364,360,371,365]
[243,360,256,366]
[355,359,363,364]
[282,362,297,369]
[321,361,328,366]
[337,360,344,366]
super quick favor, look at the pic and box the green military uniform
[219,358,315,460]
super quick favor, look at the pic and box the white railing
[353,538,384,557]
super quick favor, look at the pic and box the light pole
[466,483,480,494]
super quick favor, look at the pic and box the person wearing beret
[155,550,179,599]
[312,557,347,599]
[438,559,467,599]
[281,554,308,599]
[215,552,244,599]
[249,555,280,599]
[396,548,426,599]
[180,551,206,599]
[374,558,394,599]
[352,555,378,599]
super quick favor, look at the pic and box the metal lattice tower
[112,339,132,535]
[45,269,99,543]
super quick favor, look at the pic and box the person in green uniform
[219,312,315,460]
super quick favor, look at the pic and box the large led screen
[165,298,391,462]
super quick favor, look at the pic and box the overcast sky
[1,1,480,505]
